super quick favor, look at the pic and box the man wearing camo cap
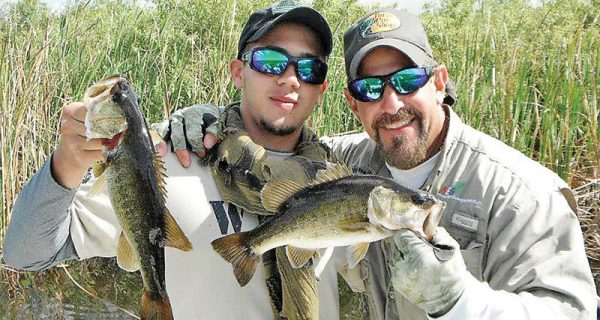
[329,8,596,320]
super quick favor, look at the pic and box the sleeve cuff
[428,273,488,320]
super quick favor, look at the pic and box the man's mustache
[373,108,419,131]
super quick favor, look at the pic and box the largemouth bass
[211,164,445,287]
[84,75,192,320]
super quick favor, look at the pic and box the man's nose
[378,85,405,114]
[277,64,300,89]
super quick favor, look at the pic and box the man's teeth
[383,118,412,129]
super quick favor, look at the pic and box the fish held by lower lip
[85,75,193,320]
[211,164,445,287]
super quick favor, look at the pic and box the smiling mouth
[381,117,413,130]
[271,98,298,111]
[273,97,297,103]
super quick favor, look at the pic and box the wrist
[51,151,89,189]
[426,272,481,320]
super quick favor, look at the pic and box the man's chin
[378,140,428,170]
[260,119,298,136]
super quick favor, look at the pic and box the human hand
[152,104,222,167]
[52,102,104,189]
[390,227,467,317]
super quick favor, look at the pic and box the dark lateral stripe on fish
[211,233,260,287]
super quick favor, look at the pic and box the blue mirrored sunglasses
[241,47,328,85]
[348,66,436,102]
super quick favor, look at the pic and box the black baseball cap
[344,9,456,105]
[237,0,333,59]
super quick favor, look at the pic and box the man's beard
[374,108,429,170]
[259,118,298,136]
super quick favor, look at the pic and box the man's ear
[230,59,244,89]
[317,80,329,102]
[433,65,449,94]
[343,88,361,121]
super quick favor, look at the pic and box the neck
[426,105,450,159]
[239,104,302,153]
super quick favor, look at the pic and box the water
[1,258,141,319]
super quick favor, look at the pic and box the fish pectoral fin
[261,179,305,213]
[87,172,106,197]
[164,209,193,251]
[92,162,107,177]
[346,242,370,269]
[117,232,140,272]
[286,246,317,268]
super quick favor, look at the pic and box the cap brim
[247,7,332,56]
[348,38,436,80]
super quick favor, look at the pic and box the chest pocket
[437,192,488,280]
[442,214,487,281]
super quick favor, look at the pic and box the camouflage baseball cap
[237,0,332,59]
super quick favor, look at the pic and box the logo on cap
[272,0,301,14]
[358,12,401,37]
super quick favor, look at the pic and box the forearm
[457,191,596,320]
[3,155,79,270]
[434,275,576,320]
[52,146,92,189]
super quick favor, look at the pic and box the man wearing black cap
[4,1,341,319]
[328,8,596,320]
[159,7,596,320]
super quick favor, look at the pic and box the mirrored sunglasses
[348,66,436,102]
[241,47,328,85]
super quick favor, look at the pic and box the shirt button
[388,291,395,300]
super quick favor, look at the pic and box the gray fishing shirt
[3,152,341,319]
[323,106,596,320]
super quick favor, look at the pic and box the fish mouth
[85,114,128,140]
[84,75,128,140]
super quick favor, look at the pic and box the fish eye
[112,91,125,103]
[410,194,426,205]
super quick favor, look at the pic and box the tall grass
[0,0,598,316]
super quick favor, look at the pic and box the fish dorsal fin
[286,246,317,268]
[261,179,306,213]
[148,128,163,148]
[164,208,193,251]
[88,162,107,197]
[117,232,140,272]
[152,153,168,199]
[311,163,353,186]
[346,242,370,269]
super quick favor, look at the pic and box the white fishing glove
[390,227,467,317]
[151,103,223,152]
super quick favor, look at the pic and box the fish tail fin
[211,233,259,287]
[140,290,173,320]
